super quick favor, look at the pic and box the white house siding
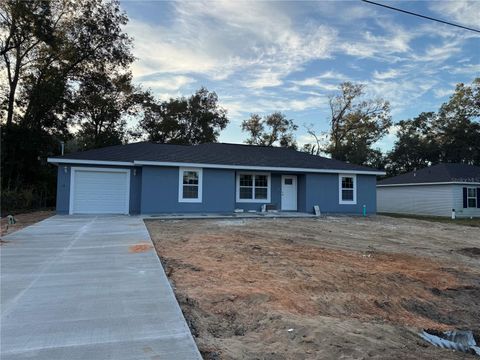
[377,184,454,217]
[452,184,480,218]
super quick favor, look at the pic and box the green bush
[1,187,55,216]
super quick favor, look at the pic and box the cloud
[429,1,480,29]
[138,75,195,91]
[373,69,402,80]
[127,1,337,90]
[433,88,453,98]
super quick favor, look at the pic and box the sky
[119,0,480,152]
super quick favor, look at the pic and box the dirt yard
[1,210,54,238]
[146,216,480,360]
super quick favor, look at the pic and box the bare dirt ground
[0,210,54,238]
[146,215,480,360]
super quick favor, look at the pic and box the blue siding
[141,166,235,214]
[54,163,377,215]
[54,165,142,214]
[304,173,377,214]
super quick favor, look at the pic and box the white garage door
[70,168,130,214]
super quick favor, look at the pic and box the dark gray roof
[49,142,382,173]
[378,163,480,185]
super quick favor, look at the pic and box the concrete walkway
[1,215,201,360]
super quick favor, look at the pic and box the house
[47,142,384,215]
[377,163,480,218]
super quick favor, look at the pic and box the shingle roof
[378,163,480,185]
[49,142,382,173]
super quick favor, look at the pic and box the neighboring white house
[377,163,480,218]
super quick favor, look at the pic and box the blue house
[47,142,384,215]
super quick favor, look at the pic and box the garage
[70,168,130,214]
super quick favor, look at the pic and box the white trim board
[178,167,203,203]
[377,181,480,187]
[339,174,357,205]
[48,157,385,175]
[49,158,134,166]
[69,167,130,215]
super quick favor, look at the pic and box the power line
[361,0,480,33]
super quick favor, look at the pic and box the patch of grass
[379,213,480,227]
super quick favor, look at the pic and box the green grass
[379,212,480,227]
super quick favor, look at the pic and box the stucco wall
[304,173,377,215]
[140,166,235,214]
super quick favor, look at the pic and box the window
[236,173,271,202]
[284,178,293,185]
[339,174,356,204]
[178,168,202,202]
[467,187,477,208]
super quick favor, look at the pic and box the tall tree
[325,82,391,165]
[0,0,135,210]
[434,78,480,164]
[386,78,480,176]
[241,112,298,148]
[138,88,229,144]
[386,112,437,176]
[69,70,143,150]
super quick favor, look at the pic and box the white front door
[281,175,297,211]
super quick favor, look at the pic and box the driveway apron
[1,215,201,360]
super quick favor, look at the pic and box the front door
[281,175,297,211]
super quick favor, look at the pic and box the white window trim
[236,172,271,203]
[69,167,131,215]
[178,167,203,203]
[339,174,357,205]
[467,187,477,208]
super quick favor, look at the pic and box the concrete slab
[1,215,201,360]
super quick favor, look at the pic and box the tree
[386,78,480,176]
[325,82,391,165]
[433,78,480,164]
[69,71,143,150]
[0,0,135,210]
[138,88,229,144]
[241,112,298,148]
[386,112,438,176]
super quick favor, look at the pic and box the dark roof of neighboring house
[49,142,382,173]
[378,163,480,185]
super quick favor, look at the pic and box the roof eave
[47,157,386,175]
[377,181,480,187]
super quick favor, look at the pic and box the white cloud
[433,88,453,98]
[429,1,480,29]
[139,75,195,91]
[127,1,337,89]
[373,69,402,80]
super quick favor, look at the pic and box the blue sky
[120,0,480,152]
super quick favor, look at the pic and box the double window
[178,168,202,202]
[236,173,271,202]
[339,174,357,204]
[467,187,477,208]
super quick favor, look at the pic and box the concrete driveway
[1,215,201,360]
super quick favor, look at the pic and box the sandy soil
[146,215,480,360]
[1,210,54,238]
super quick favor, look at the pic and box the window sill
[236,199,270,203]
[178,199,202,203]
